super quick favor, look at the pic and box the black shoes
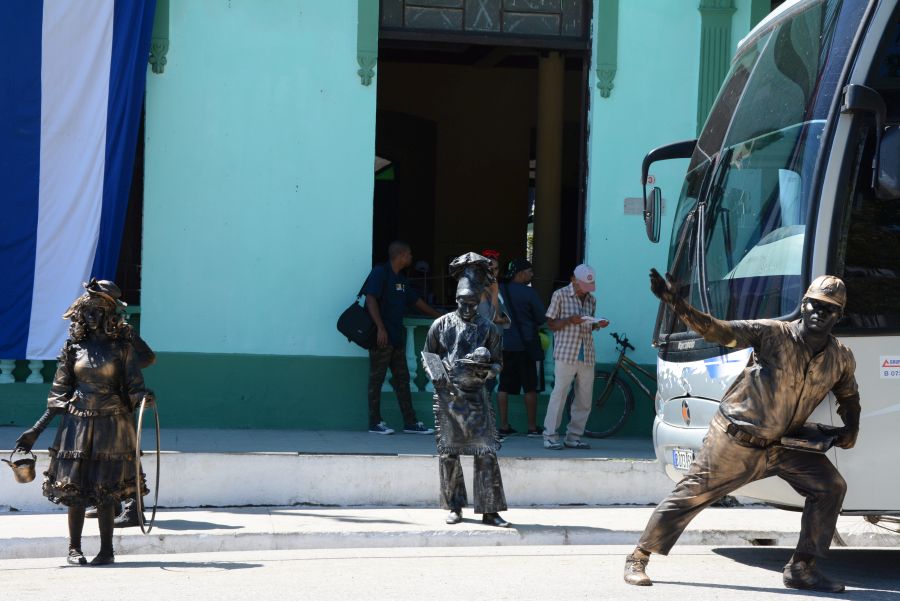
[67,548,87,566]
[624,553,652,586]
[445,509,462,525]
[113,499,144,528]
[85,501,122,519]
[481,512,510,528]
[90,552,115,566]
[783,559,844,593]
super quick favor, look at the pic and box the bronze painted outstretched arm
[649,268,738,348]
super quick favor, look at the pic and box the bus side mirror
[877,126,900,200]
[644,186,662,243]
[641,139,696,243]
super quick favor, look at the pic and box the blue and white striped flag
[0,0,155,360]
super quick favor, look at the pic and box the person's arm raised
[649,268,738,348]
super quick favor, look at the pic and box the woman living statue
[423,252,509,527]
[15,279,154,566]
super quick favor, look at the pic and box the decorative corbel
[149,0,169,74]
[357,0,379,86]
[594,0,619,99]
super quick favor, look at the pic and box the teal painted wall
[585,0,758,365]
[141,0,376,359]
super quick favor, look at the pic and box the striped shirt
[546,283,596,364]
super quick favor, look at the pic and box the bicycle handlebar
[610,332,635,352]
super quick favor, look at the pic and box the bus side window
[834,124,900,331]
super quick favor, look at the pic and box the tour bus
[641,0,900,518]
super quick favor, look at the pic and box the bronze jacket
[710,319,858,441]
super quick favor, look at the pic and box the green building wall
[0,2,765,433]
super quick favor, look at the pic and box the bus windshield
[661,0,867,336]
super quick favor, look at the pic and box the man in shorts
[496,258,546,437]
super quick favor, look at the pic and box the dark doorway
[373,41,590,305]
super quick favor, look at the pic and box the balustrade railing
[400,316,555,394]
[0,359,52,384]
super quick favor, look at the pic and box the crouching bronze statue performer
[625,271,860,593]
[423,252,509,527]
[15,279,154,566]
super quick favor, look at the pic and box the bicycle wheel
[565,370,634,438]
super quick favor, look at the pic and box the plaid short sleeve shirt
[546,283,596,364]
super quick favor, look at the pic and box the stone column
[697,0,737,133]
[533,50,564,303]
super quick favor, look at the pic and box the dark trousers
[638,412,847,558]
[368,344,416,428]
[439,453,507,514]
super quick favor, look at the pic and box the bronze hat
[804,275,846,308]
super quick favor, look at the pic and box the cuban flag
[0,0,155,360]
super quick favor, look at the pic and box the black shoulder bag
[337,264,388,349]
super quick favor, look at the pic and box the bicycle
[564,332,656,438]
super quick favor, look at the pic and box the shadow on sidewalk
[150,519,243,531]
[710,547,900,598]
[95,560,263,570]
[268,509,411,525]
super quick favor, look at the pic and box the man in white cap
[542,264,608,450]
[624,271,860,593]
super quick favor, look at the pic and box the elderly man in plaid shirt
[542,264,608,450]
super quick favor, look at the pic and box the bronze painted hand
[15,428,39,453]
[649,268,678,305]
[817,424,858,449]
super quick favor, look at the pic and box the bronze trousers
[639,413,847,558]
[439,453,507,514]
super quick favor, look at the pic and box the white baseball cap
[574,264,596,292]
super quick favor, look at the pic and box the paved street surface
[2,545,898,601]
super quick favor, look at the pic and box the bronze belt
[66,405,126,418]
[719,412,776,448]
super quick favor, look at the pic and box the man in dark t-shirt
[363,240,441,434]
[497,258,546,437]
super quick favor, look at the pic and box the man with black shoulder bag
[361,241,441,435]
[496,258,547,438]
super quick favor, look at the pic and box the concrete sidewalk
[1,427,667,510]
[2,505,898,560]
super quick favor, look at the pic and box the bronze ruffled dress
[42,337,148,507]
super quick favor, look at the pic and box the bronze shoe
[481,512,510,528]
[67,548,87,566]
[624,553,652,586]
[90,552,115,566]
[445,509,462,525]
[783,559,844,593]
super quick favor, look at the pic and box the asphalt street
[2,545,898,601]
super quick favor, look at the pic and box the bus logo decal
[881,357,900,379]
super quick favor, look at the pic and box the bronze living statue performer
[624,271,860,593]
[15,279,154,566]
[423,252,509,527]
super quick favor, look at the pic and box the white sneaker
[543,439,563,450]
[368,421,395,435]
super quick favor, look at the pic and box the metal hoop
[134,398,160,534]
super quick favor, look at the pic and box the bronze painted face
[83,305,105,331]
[800,297,841,336]
[456,294,479,321]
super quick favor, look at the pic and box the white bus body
[644,0,900,515]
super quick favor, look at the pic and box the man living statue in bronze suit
[423,252,509,527]
[625,270,860,593]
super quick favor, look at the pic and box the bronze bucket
[2,450,37,484]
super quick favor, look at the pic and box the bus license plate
[672,448,694,471]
